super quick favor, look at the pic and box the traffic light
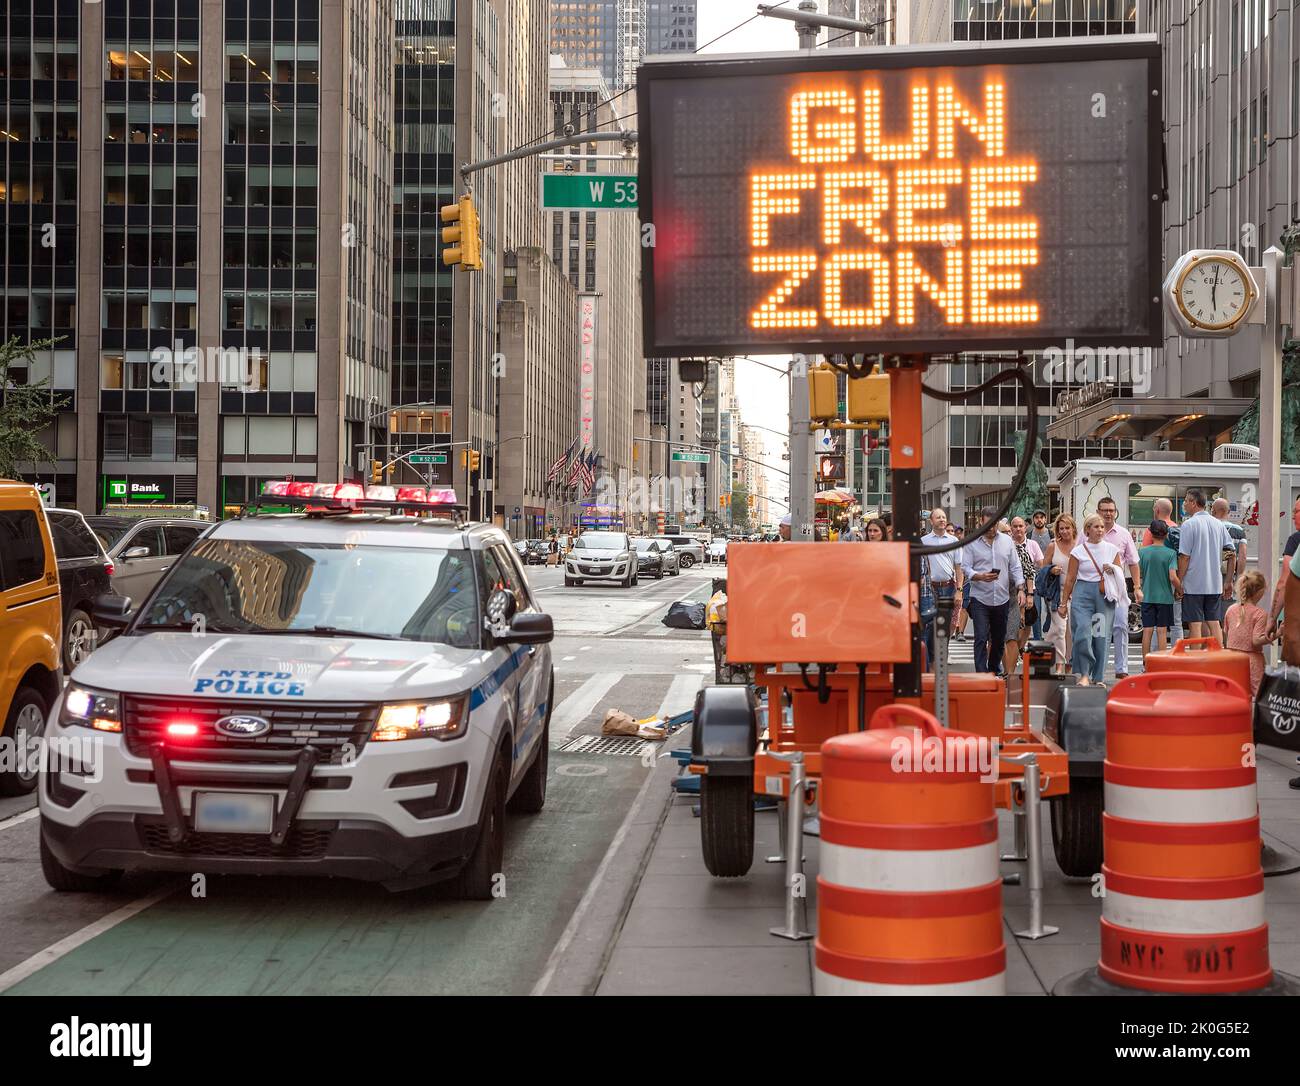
[719,494,728,508]
[370,460,383,484]
[847,370,890,424]
[469,449,481,472]
[748,494,755,508]
[441,194,482,270]
[808,362,838,423]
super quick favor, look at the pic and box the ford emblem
[214,714,271,738]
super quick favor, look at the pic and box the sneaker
[1115,673,1129,680]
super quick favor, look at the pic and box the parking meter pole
[1014,756,1059,939]
[770,751,812,941]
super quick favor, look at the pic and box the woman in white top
[1057,513,1125,685]
[1041,514,1077,675]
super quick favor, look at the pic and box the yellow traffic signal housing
[370,460,383,484]
[441,195,482,271]
[460,449,468,468]
[469,449,481,472]
[847,370,891,424]
[808,363,839,423]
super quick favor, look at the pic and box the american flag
[580,449,597,494]
[565,447,585,487]
[547,437,576,484]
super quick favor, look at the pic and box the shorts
[1182,593,1221,624]
[1140,601,1174,629]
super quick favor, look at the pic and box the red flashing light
[166,721,200,738]
[287,481,316,498]
[395,486,428,503]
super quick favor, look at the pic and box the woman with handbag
[1058,513,1126,686]
[1042,514,1078,676]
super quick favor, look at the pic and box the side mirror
[506,612,553,645]
[121,546,149,560]
[92,593,134,629]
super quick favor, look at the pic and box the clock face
[1177,258,1253,329]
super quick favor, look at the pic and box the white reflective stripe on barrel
[820,840,998,893]
[1103,890,1266,935]
[814,970,1005,997]
[1104,781,1257,824]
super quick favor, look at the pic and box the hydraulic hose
[911,360,1039,557]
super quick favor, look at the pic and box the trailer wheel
[1049,778,1103,878]
[700,775,754,877]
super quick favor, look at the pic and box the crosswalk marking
[657,672,703,720]
[548,672,621,743]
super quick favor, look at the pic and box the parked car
[522,539,549,565]
[708,539,728,565]
[0,481,62,796]
[45,508,115,670]
[85,516,210,604]
[655,533,704,568]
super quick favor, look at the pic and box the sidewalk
[589,716,1300,997]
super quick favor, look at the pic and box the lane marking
[0,885,177,993]
[562,655,575,662]
[531,751,664,996]
[656,672,703,720]
[0,807,39,833]
[548,672,621,743]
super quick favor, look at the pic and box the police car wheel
[0,686,47,796]
[448,756,508,900]
[39,823,123,892]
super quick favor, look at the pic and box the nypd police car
[38,483,554,899]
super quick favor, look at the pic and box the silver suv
[656,534,703,568]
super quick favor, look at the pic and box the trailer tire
[700,775,754,877]
[1049,778,1103,878]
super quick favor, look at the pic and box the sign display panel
[638,40,1161,356]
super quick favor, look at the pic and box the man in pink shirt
[1098,496,1142,678]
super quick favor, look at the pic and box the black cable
[911,360,1039,557]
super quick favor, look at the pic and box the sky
[693,2,822,501]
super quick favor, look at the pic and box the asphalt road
[0,565,721,996]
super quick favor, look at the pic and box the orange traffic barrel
[1100,671,1275,992]
[815,704,1003,996]
[1143,637,1252,702]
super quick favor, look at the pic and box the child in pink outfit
[1223,571,1276,697]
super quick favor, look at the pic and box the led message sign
[638,40,1161,356]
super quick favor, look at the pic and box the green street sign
[540,173,638,211]
[671,451,710,463]
[409,453,447,465]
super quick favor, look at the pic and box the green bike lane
[1,750,648,996]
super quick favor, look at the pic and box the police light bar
[255,480,463,513]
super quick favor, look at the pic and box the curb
[531,725,691,996]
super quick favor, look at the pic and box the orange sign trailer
[690,359,1070,877]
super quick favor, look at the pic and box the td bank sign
[107,478,168,502]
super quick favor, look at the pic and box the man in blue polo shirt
[1177,488,1227,639]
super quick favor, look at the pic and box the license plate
[193,792,276,834]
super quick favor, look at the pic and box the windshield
[88,520,132,549]
[136,537,480,648]
[632,539,657,552]
[574,532,627,550]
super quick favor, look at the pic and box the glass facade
[646,1,695,54]
[551,1,620,89]
[0,0,80,504]
[953,0,1137,39]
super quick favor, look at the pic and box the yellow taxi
[0,480,62,795]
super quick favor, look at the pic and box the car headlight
[61,685,122,732]
[372,695,469,742]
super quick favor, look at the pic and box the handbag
[1083,542,1128,608]
[1254,666,1300,752]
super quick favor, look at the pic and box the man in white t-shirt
[1097,496,1142,678]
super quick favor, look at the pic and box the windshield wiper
[306,626,401,640]
[136,621,256,634]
